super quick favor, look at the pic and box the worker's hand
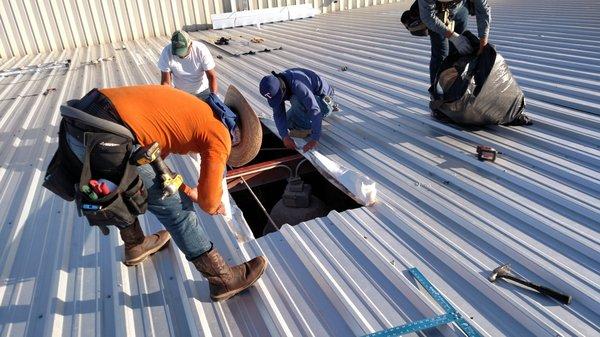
[182,184,199,203]
[477,36,489,55]
[211,202,226,215]
[303,140,318,153]
[444,30,455,39]
[283,136,297,150]
[449,33,474,55]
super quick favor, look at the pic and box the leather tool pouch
[76,132,148,231]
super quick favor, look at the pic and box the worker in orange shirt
[64,85,267,302]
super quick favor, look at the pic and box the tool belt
[43,89,148,235]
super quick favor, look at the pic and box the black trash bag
[431,31,526,126]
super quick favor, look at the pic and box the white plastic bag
[309,151,377,206]
[292,138,377,206]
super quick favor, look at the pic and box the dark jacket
[273,68,333,141]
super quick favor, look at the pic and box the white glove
[449,33,474,55]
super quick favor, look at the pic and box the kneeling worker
[259,68,338,153]
[61,85,267,302]
[158,30,218,101]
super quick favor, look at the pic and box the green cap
[171,30,192,57]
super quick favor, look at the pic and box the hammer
[489,264,572,305]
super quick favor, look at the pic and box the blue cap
[259,75,283,107]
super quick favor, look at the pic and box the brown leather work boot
[192,246,268,301]
[119,220,171,266]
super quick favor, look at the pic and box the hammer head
[489,264,511,282]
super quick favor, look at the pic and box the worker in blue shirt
[419,0,491,87]
[259,68,338,153]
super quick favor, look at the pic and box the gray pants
[195,88,211,101]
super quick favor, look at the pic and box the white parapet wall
[211,4,319,29]
[0,0,408,59]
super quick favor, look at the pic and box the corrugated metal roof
[1,0,599,336]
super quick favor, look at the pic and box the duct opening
[227,124,360,238]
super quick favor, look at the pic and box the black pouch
[401,1,429,37]
[77,132,148,230]
[123,175,148,215]
[42,120,83,201]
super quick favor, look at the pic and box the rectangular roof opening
[226,123,361,238]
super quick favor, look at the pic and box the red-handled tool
[476,145,501,162]
[89,180,111,196]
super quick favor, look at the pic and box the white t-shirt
[157,41,215,94]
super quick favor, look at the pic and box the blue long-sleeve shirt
[272,68,333,141]
[418,0,491,39]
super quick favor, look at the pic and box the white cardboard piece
[211,4,318,30]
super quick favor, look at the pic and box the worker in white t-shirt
[158,30,217,101]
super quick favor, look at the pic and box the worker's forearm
[273,107,289,138]
[309,110,322,141]
[419,0,448,37]
[196,153,227,214]
[206,69,218,94]
[160,72,172,86]
[475,0,491,38]
[209,77,218,93]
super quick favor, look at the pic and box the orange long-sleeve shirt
[100,85,231,214]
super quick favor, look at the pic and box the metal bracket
[362,268,482,337]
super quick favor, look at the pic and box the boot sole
[123,238,171,267]
[211,258,269,302]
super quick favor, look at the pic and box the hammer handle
[503,275,572,305]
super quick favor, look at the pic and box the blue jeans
[287,95,335,130]
[66,133,212,260]
[429,5,469,86]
